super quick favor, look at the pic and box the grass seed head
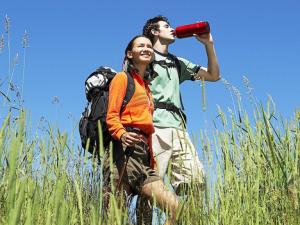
[5,15,10,33]
[0,34,4,53]
[22,30,29,48]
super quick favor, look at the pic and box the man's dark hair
[142,15,170,43]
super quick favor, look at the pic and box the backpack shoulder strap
[153,54,182,79]
[168,53,181,79]
[121,71,135,111]
[167,53,186,111]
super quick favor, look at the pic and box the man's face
[156,21,175,43]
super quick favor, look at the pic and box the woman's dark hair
[142,15,170,43]
[123,35,157,80]
[124,35,147,57]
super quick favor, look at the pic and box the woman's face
[127,37,153,66]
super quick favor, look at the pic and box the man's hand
[194,33,214,45]
[193,32,220,82]
[120,132,141,147]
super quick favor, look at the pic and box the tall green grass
[195,103,300,225]
[0,103,299,224]
[0,110,131,225]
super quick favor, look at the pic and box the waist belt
[125,127,149,139]
[124,127,149,156]
[154,102,187,124]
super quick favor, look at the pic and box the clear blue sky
[1,0,300,139]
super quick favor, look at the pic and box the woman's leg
[141,180,179,224]
[136,194,152,225]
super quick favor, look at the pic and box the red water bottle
[173,21,210,38]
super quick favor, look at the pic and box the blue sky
[1,0,300,140]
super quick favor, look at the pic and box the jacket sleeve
[106,72,127,140]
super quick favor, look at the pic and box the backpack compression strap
[154,101,187,125]
[121,71,135,111]
[153,53,186,112]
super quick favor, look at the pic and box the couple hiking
[98,15,219,225]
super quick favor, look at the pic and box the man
[136,15,220,224]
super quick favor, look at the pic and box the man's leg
[152,127,173,178]
[169,129,205,195]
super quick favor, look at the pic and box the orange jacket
[106,70,154,140]
[106,71,156,167]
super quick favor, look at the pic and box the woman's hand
[120,132,141,147]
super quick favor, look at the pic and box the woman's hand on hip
[120,132,141,147]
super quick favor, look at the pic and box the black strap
[153,54,185,111]
[168,53,181,78]
[168,54,186,111]
[121,71,135,111]
[153,60,177,69]
[125,126,148,138]
[154,101,186,124]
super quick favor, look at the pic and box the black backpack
[79,66,135,158]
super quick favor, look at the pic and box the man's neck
[153,41,169,55]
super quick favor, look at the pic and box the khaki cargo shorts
[152,127,205,194]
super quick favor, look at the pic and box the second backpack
[79,66,135,158]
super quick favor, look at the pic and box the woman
[106,35,178,225]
